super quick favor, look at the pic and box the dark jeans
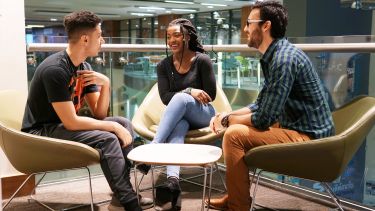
[28,116,140,210]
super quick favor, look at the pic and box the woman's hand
[77,70,110,87]
[191,88,212,105]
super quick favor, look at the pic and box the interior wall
[284,0,307,38]
[157,14,180,39]
[0,0,27,178]
[306,0,372,36]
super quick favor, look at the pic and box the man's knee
[223,124,249,148]
[102,132,121,146]
[107,116,131,127]
[106,116,134,135]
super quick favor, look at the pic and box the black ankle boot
[136,163,151,175]
[156,177,181,210]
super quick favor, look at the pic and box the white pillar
[0,0,26,178]
[0,177,2,211]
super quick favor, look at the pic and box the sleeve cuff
[247,103,259,112]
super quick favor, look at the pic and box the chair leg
[206,165,214,211]
[322,182,344,211]
[29,172,55,210]
[85,167,95,211]
[29,168,96,211]
[201,167,207,211]
[249,168,256,193]
[250,169,262,211]
[215,162,227,191]
[2,173,38,209]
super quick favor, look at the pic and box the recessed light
[130,13,154,16]
[171,8,197,12]
[138,6,166,10]
[25,25,45,28]
[165,0,194,5]
[201,3,227,7]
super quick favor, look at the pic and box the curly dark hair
[251,1,288,39]
[63,10,102,41]
[167,18,205,53]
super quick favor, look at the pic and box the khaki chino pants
[223,124,311,211]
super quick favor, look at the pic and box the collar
[64,50,81,75]
[261,38,284,64]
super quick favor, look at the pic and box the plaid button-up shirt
[248,38,334,139]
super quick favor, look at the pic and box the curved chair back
[244,96,375,182]
[132,83,232,143]
[331,96,375,176]
[0,90,100,174]
[0,90,27,130]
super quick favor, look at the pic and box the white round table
[128,143,222,211]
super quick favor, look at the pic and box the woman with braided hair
[138,18,216,209]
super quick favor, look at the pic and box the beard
[247,27,263,49]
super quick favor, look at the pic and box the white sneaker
[108,195,154,211]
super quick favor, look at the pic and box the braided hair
[166,18,205,54]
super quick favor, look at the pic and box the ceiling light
[50,18,57,21]
[201,3,227,7]
[130,12,154,16]
[25,25,45,28]
[138,7,166,10]
[171,8,197,12]
[165,0,194,5]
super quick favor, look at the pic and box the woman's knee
[174,119,189,132]
[169,93,194,106]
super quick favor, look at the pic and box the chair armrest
[132,121,156,141]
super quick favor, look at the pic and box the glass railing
[26,35,375,209]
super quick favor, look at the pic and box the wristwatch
[182,87,192,95]
[221,114,231,128]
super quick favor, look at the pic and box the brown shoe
[204,195,228,210]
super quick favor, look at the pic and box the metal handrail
[27,42,375,53]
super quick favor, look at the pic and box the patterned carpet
[2,167,339,211]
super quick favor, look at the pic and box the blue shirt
[249,39,334,139]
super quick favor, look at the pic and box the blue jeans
[152,93,215,178]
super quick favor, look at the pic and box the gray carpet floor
[2,167,341,211]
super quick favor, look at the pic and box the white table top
[128,144,222,166]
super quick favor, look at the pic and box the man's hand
[77,70,109,87]
[209,112,227,134]
[191,88,212,105]
[112,122,132,147]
